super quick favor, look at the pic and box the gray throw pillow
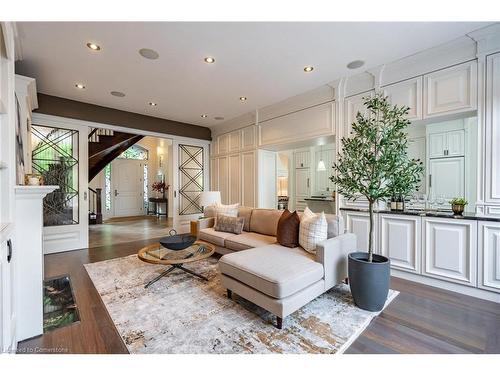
[214,214,244,234]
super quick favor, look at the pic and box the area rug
[84,255,398,354]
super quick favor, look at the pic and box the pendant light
[317,145,326,172]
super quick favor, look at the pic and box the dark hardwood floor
[18,236,500,354]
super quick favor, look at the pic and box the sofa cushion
[214,214,245,234]
[199,227,237,247]
[238,206,253,232]
[219,244,323,299]
[299,207,328,253]
[277,210,300,248]
[225,231,277,251]
[325,214,344,238]
[249,209,283,236]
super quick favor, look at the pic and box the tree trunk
[368,200,374,262]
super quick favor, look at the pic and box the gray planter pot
[348,252,390,312]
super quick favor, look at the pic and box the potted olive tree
[330,93,423,311]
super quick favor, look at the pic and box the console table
[148,197,168,217]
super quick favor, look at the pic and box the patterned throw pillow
[277,210,300,248]
[214,214,245,234]
[214,202,239,218]
[299,207,327,253]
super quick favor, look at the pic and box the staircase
[88,127,144,224]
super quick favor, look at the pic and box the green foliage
[449,197,468,206]
[330,93,424,258]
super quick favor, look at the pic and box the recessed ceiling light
[347,60,365,69]
[148,102,157,107]
[304,66,314,72]
[139,48,159,60]
[201,114,208,118]
[204,57,215,64]
[75,83,86,89]
[214,116,225,121]
[86,42,101,51]
[239,97,247,102]
[110,91,125,97]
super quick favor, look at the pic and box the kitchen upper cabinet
[241,151,256,208]
[383,77,423,121]
[295,168,310,197]
[343,210,379,254]
[407,137,426,193]
[241,126,256,151]
[228,154,241,205]
[424,61,477,118]
[344,91,374,138]
[478,221,500,292]
[429,157,464,203]
[428,130,465,158]
[294,150,311,169]
[229,130,241,153]
[217,134,229,155]
[379,214,421,273]
[259,102,334,147]
[314,148,335,194]
[485,52,500,204]
[422,218,477,286]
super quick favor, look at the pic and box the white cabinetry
[485,52,500,204]
[429,157,465,201]
[379,214,421,273]
[241,151,256,207]
[343,210,379,254]
[228,154,241,205]
[344,91,373,137]
[478,221,500,292]
[217,156,229,204]
[229,130,241,153]
[295,168,310,198]
[422,218,477,286]
[241,126,256,151]
[428,130,465,158]
[383,77,423,120]
[1,238,15,353]
[294,150,311,169]
[210,158,218,191]
[259,102,334,147]
[424,61,477,118]
[217,133,229,155]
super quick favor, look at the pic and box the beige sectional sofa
[194,206,357,329]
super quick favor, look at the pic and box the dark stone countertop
[304,197,335,202]
[339,207,500,223]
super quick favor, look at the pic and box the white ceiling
[16,22,491,129]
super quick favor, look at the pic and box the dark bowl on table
[159,234,197,251]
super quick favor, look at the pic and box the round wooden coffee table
[138,241,215,288]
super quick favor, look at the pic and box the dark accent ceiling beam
[35,93,212,141]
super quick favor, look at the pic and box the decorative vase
[452,204,465,215]
[348,252,390,311]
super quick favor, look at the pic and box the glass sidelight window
[179,144,204,215]
[31,124,79,226]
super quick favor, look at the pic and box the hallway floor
[89,216,174,248]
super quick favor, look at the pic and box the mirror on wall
[405,116,477,210]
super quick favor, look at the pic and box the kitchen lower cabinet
[422,217,477,286]
[478,221,500,292]
[379,214,421,273]
[343,210,379,254]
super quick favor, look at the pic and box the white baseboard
[391,269,500,304]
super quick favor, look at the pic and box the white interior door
[172,140,209,233]
[112,158,144,217]
[30,118,88,253]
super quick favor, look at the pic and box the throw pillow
[214,202,239,218]
[277,210,300,248]
[299,207,327,253]
[214,214,245,234]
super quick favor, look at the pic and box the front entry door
[172,141,209,233]
[112,159,145,217]
[31,116,88,253]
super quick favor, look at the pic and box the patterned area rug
[84,255,398,354]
